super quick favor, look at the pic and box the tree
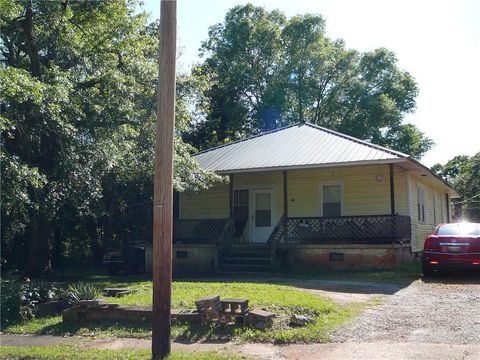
[432,153,480,221]
[187,4,432,158]
[1,0,219,274]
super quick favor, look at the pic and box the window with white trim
[233,189,249,221]
[433,193,437,224]
[322,184,342,217]
[417,186,425,222]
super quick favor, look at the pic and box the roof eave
[211,158,406,175]
[402,158,460,197]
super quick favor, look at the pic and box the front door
[250,189,274,243]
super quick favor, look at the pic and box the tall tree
[1,0,219,274]
[187,4,432,159]
[432,153,480,221]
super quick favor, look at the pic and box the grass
[2,277,367,344]
[0,345,248,360]
[289,260,422,283]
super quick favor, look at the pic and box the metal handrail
[267,213,286,268]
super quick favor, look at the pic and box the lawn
[2,276,368,344]
[0,345,248,360]
[290,261,422,283]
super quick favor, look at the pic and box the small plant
[23,280,58,308]
[67,282,101,304]
[1,279,25,328]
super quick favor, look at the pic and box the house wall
[180,182,229,219]
[408,173,451,252]
[283,244,412,270]
[180,164,409,221]
[287,164,408,217]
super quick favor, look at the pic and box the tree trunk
[27,207,51,276]
[102,187,117,253]
[22,1,41,78]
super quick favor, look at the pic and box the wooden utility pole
[152,0,176,359]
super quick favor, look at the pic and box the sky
[141,0,480,167]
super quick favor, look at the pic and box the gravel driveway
[333,275,480,345]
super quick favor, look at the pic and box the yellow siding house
[169,123,458,273]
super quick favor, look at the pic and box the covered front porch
[173,164,412,272]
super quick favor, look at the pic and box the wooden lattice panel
[284,215,411,244]
[173,219,228,243]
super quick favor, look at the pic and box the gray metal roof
[195,123,409,173]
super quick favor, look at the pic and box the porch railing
[283,214,411,245]
[267,213,286,267]
[173,219,230,244]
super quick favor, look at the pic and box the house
[147,123,458,273]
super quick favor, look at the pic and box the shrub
[1,279,29,328]
[67,282,101,304]
[23,280,59,308]
[1,278,61,328]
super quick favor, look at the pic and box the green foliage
[0,278,62,329]
[187,4,432,159]
[3,277,361,344]
[1,0,221,273]
[0,345,245,360]
[67,282,101,303]
[432,152,480,221]
[0,279,28,328]
[22,280,59,307]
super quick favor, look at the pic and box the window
[435,223,480,236]
[233,189,249,221]
[255,192,271,227]
[433,193,437,224]
[322,184,342,217]
[417,186,425,222]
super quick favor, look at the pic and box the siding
[408,173,451,252]
[180,164,408,220]
[288,164,408,217]
[180,183,229,219]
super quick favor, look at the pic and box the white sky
[142,0,480,167]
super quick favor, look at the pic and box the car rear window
[436,223,480,236]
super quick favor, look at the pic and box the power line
[453,193,480,205]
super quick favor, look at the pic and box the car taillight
[424,236,440,251]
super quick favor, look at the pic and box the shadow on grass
[31,319,151,338]
[50,261,425,298]
[22,317,240,343]
[173,322,240,343]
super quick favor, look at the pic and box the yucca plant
[67,283,101,304]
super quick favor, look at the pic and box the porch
[175,164,417,271]
[172,214,412,272]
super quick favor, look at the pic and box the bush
[1,279,29,328]
[67,282,101,304]
[1,278,61,329]
[23,280,59,308]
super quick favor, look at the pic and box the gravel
[333,275,480,345]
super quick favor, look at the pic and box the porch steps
[218,245,272,273]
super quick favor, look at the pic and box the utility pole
[152,0,176,359]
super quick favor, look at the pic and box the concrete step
[221,258,271,266]
[226,252,271,259]
[218,263,271,272]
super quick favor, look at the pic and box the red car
[422,222,480,276]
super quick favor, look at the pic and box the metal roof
[195,123,408,173]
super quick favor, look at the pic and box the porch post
[389,164,395,215]
[445,193,450,222]
[283,171,288,217]
[229,174,234,217]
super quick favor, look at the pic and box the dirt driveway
[240,273,480,359]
